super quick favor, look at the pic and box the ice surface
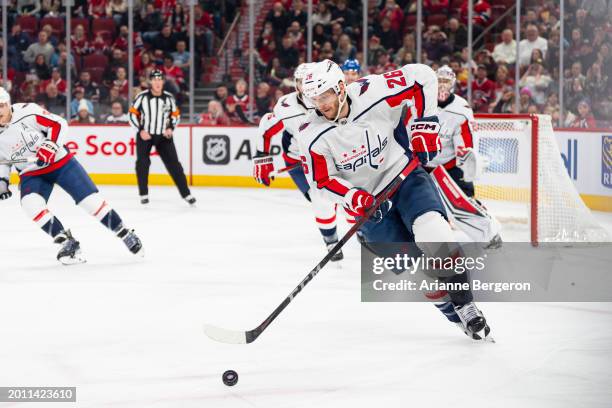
[1,186,611,407]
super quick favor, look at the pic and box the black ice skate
[54,230,86,265]
[327,242,344,262]
[454,302,494,342]
[484,234,503,249]
[184,195,196,206]
[140,195,149,205]
[117,228,144,256]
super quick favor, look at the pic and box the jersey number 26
[384,70,407,89]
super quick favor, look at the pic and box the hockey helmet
[301,60,345,100]
[341,59,361,73]
[436,65,456,101]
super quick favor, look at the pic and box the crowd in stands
[210,0,611,128]
[1,0,231,124]
[0,0,610,128]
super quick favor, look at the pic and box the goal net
[473,114,609,244]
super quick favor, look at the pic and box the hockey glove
[0,178,11,200]
[456,147,484,182]
[409,116,441,165]
[253,153,275,186]
[344,188,392,223]
[36,140,60,166]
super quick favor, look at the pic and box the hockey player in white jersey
[426,66,501,248]
[0,89,143,264]
[300,60,492,341]
[253,63,348,261]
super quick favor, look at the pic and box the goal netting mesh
[473,114,610,243]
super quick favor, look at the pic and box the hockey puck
[222,370,238,386]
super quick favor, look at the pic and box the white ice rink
[1,185,612,407]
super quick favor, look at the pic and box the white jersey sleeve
[255,92,308,160]
[0,103,72,176]
[427,94,476,168]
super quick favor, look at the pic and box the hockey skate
[117,228,144,257]
[484,234,503,249]
[184,195,196,206]
[327,242,344,262]
[54,230,86,265]
[454,302,494,342]
[140,195,149,205]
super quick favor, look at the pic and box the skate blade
[58,254,87,265]
[132,246,145,258]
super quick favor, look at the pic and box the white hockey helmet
[294,62,314,81]
[436,65,456,101]
[0,87,11,105]
[437,65,456,89]
[301,59,345,100]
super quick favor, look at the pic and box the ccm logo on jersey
[410,122,441,132]
[335,132,388,172]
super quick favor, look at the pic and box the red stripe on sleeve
[460,120,474,148]
[386,83,425,117]
[310,150,350,196]
[262,120,284,154]
[35,115,62,142]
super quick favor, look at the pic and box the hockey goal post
[472,114,609,245]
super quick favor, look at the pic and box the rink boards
[7,124,612,211]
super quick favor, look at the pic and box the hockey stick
[0,157,37,166]
[204,160,419,344]
[270,163,301,178]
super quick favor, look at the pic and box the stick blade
[203,324,248,344]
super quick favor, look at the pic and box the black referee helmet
[149,69,165,80]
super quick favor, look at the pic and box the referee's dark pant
[135,133,191,198]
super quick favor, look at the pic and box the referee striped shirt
[128,90,180,135]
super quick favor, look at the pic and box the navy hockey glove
[409,116,441,165]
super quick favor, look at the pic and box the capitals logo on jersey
[335,130,388,172]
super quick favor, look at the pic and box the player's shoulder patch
[273,92,306,119]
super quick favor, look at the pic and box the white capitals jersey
[256,91,310,162]
[302,63,438,201]
[426,94,475,169]
[0,103,72,180]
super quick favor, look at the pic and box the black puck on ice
[222,370,238,386]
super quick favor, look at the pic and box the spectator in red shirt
[199,100,231,126]
[89,0,108,19]
[226,79,251,124]
[460,0,491,47]
[71,24,91,56]
[40,67,67,95]
[570,99,597,128]
[379,0,404,34]
[113,67,130,97]
[161,55,185,94]
[472,64,495,112]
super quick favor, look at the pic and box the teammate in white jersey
[253,63,347,261]
[300,60,492,341]
[0,89,143,264]
[427,66,502,248]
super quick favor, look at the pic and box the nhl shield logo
[602,136,612,188]
[203,135,230,165]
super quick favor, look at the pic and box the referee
[128,69,195,205]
